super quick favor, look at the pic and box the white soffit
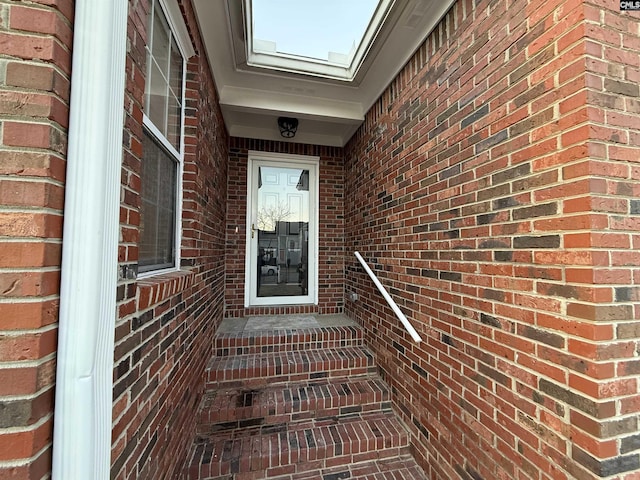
[192,0,456,147]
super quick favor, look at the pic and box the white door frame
[244,151,319,307]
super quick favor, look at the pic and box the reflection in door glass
[257,166,309,298]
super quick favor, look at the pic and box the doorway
[245,151,318,307]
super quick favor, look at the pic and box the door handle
[251,223,256,238]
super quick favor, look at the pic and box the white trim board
[52,0,128,479]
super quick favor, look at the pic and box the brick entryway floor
[183,314,427,480]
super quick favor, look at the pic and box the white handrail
[354,251,422,343]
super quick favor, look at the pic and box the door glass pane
[256,166,309,298]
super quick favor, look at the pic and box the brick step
[206,347,376,388]
[262,455,427,480]
[214,326,363,356]
[198,377,392,435]
[184,411,412,480]
[186,317,427,480]
[190,455,427,480]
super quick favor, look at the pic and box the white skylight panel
[246,0,392,80]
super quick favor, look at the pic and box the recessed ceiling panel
[192,0,456,146]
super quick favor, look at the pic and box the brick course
[345,1,640,479]
[0,0,72,477]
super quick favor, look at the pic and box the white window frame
[139,0,194,278]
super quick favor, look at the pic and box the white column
[52,0,128,478]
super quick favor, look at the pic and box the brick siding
[0,0,73,477]
[225,138,345,318]
[345,0,640,479]
[2,0,639,478]
[110,0,229,478]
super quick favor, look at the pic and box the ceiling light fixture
[277,117,298,138]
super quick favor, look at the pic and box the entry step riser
[206,348,375,388]
[214,327,363,356]
[185,413,410,480]
[193,455,428,480]
[198,378,391,435]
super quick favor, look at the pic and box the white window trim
[160,0,195,59]
[143,114,182,162]
[244,150,320,307]
[138,0,194,279]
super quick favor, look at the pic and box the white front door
[245,151,318,307]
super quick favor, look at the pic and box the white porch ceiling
[192,0,455,147]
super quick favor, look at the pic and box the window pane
[166,91,181,149]
[167,36,183,149]
[140,131,177,272]
[252,0,379,62]
[256,167,310,298]
[148,60,167,134]
[169,36,183,101]
[145,0,183,151]
[152,8,171,74]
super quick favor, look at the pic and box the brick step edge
[184,412,410,480]
[214,326,363,356]
[197,377,392,435]
[206,347,376,388]
[187,454,427,480]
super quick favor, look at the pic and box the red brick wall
[225,139,344,318]
[111,0,228,478]
[579,2,640,477]
[0,0,73,477]
[345,0,640,479]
